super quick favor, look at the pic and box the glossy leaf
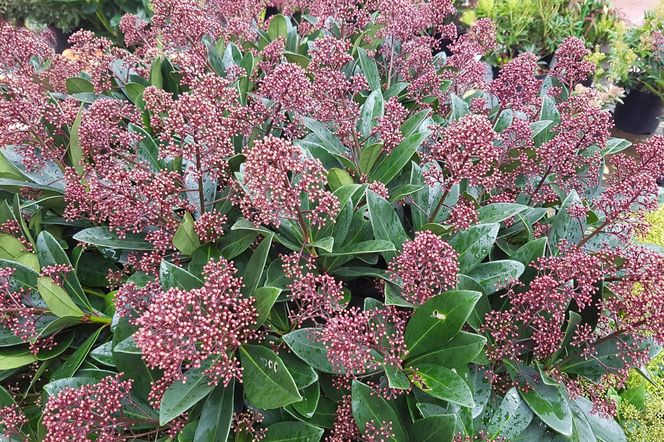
[173,213,201,256]
[160,358,217,425]
[263,421,324,442]
[37,276,84,317]
[193,380,235,442]
[449,224,500,273]
[411,415,456,442]
[404,290,482,359]
[486,388,534,440]
[240,344,302,409]
[410,364,475,408]
[351,381,408,441]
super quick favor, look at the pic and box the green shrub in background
[461,0,620,66]
[606,1,664,101]
[1,0,148,43]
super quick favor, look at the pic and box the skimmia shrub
[0,1,661,441]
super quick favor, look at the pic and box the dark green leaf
[160,260,203,291]
[173,213,201,256]
[411,415,456,442]
[160,358,217,425]
[37,277,84,317]
[50,327,103,381]
[478,203,528,224]
[37,231,91,310]
[240,344,302,409]
[404,290,482,359]
[73,227,153,250]
[366,190,409,262]
[351,381,408,442]
[243,235,273,297]
[292,382,321,419]
[486,388,534,440]
[369,131,427,184]
[283,329,342,374]
[449,224,499,273]
[268,14,288,40]
[220,230,258,259]
[322,240,395,257]
[410,364,474,408]
[406,331,486,368]
[467,260,525,294]
[358,47,380,91]
[573,397,626,442]
[194,380,234,442]
[263,421,324,442]
[385,364,411,390]
[66,77,94,94]
[506,362,573,437]
[253,286,282,327]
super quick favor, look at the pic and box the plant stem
[195,144,206,215]
[427,185,451,224]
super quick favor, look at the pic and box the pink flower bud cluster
[550,37,595,88]
[40,264,73,287]
[490,53,542,113]
[149,0,223,77]
[320,305,409,375]
[282,253,345,324]
[308,37,363,140]
[591,135,664,242]
[46,30,117,93]
[484,248,612,360]
[444,19,496,94]
[388,231,459,305]
[399,37,443,103]
[42,374,133,442]
[194,210,228,243]
[144,74,252,179]
[0,267,42,342]
[374,97,408,154]
[239,136,339,228]
[530,90,611,202]
[115,280,162,318]
[232,410,268,441]
[328,395,361,441]
[134,258,259,405]
[447,198,479,232]
[424,114,499,189]
[0,404,26,440]
[363,420,395,442]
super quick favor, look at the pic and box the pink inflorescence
[0,404,27,440]
[374,97,408,154]
[320,305,409,375]
[42,374,133,442]
[550,37,595,88]
[388,231,459,305]
[0,267,41,342]
[425,114,499,189]
[282,253,345,324]
[134,258,259,406]
[328,394,361,442]
[239,135,339,228]
[490,52,542,113]
[194,210,228,243]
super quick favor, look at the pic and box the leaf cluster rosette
[0,1,661,441]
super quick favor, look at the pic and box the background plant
[607,1,664,100]
[461,0,620,66]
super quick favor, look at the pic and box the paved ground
[612,0,659,24]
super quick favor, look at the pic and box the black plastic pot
[614,88,664,135]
